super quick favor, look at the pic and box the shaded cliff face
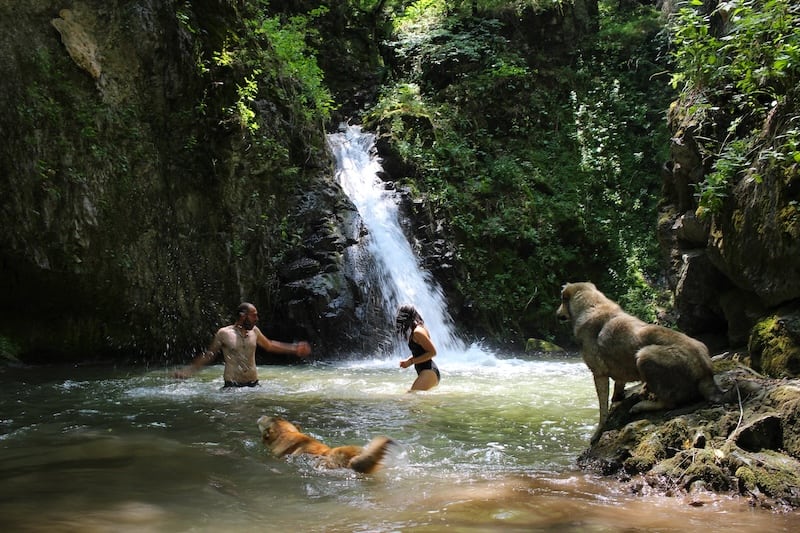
[0,1,367,361]
[661,101,800,373]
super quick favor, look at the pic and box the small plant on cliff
[695,137,751,217]
[256,7,334,119]
[235,73,261,132]
[0,336,21,363]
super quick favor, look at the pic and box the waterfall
[327,124,464,357]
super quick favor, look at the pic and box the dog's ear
[560,283,573,299]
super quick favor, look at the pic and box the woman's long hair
[395,304,424,337]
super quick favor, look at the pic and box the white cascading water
[327,124,465,358]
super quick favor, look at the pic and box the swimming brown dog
[556,282,725,442]
[257,415,394,473]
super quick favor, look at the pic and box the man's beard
[242,319,255,331]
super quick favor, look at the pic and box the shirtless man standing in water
[174,302,311,387]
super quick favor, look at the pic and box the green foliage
[0,336,21,363]
[762,119,800,165]
[235,72,261,132]
[391,0,568,29]
[696,137,751,218]
[365,0,674,340]
[369,83,434,124]
[255,7,335,118]
[202,2,334,139]
[671,0,800,103]
[670,0,800,216]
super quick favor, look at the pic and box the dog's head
[257,415,301,445]
[556,282,597,322]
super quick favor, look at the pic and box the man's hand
[295,341,312,358]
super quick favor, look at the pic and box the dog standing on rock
[556,282,726,443]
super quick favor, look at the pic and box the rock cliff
[0,0,375,361]
[659,27,800,378]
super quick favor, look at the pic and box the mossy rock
[623,418,692,473]
[734,450,800,506]
[650,448,732,492]
[748,308,800,377]
[525,338,564,353]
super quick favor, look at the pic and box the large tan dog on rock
[257,415,394,473]
[556,282,726,442]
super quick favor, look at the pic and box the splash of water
[327,124,465,358]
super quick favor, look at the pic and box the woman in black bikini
[396,304,440,391]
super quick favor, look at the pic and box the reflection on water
[1,351,798,532]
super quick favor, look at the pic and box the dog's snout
[556,303,570,322]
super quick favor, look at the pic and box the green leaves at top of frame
[670,0,800,108]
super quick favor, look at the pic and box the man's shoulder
[215,324,236,337]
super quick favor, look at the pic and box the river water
[3,126,796,531]
[2,353,799,532]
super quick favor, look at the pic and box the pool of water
[2,348,798,532]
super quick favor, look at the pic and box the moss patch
[778,203,800,239]
[650,448,731,492]
[525,338,564,353]
[749,311,800,377]
[735,451,800,506]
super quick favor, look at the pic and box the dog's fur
[256,415,393,474]
[556,282,725,442]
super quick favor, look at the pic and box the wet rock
[524,338,564,353]
[579,363,800,509]
[749,308,800,378]
[732,413,783,452]
[281,257,322,283]
[51,9,102,80]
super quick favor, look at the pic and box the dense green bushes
[364,1,673,343]
[670,0,800,217]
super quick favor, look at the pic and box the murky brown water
[2,351,798,532]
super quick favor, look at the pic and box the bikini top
[408,333,427,357]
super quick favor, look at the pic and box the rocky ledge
[578,353,800,511]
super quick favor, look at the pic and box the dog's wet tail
[349,436,394,474]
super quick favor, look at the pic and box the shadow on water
[1,359,799,532]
